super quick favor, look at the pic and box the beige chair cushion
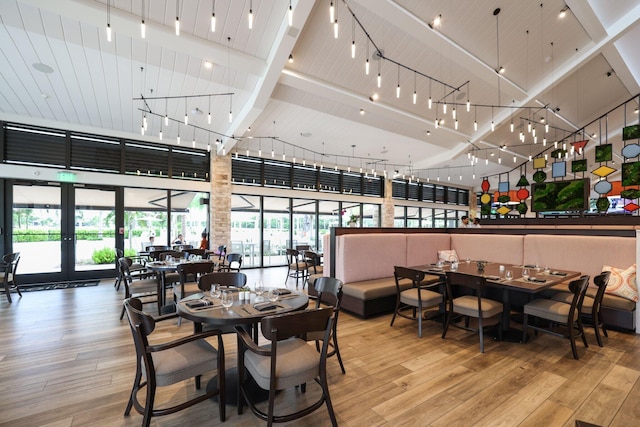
[290,261,307,270]
[149,339,218,387]
[0,272,12,282]
[400,288,441,308]
[307,273,323,287]
[552,291,593,311]
[524,299,571,324]
[173,281,200,300]
[129,278,158,294]
[244,338,319,390]
[164,272,180,284]
[452,296,503,318]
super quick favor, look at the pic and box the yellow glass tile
[480,193,492,204]
[592,165,616,177]
[533,157,546,169]
[497,205,511,215]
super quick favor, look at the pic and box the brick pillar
[210,154,231,250]
[381,178,395,227]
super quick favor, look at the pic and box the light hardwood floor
[1,268,639,427]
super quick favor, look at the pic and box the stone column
[210,154,231,250]
[381,178,395,227]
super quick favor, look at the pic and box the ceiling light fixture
[329,1,334,23]
[333,0,339,38]
[106,0,112,42]
[351,18,356,58]
[559,6,569,18]
[175,0,180,35]
[288,54,294,63]
[288,0,293,26]
[211,0,216,31]
[248,0,254,29]
[140,0,146,38]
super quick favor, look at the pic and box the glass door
[11,182,116,284]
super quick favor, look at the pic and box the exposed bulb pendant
[491,121,495,132]
[377,72,381,88]
[140,124,144,135]
[466,99,470,112]
[428,97,432,109]
[510,121,514,132]
[288,2,293,26]
[143,114,148,130]
[208,112,212,124]
[351,41,356,58]
[159,129,163,140]
[474,120,478,131]
[527,122,532,133]
[193,137,196,148]
[413,90,417,104]
[330,1,334,23]
[452,108,456,120]
[107,23,112,42]
[248,1,254,29]
[365,58,369,75]
[334,19,339,38]
[164,114,168,126]
[545,123,549,133]
[140,19,145,38]
[396,84,400,98]
[443,102,447,114]
[184,113,188,125]
[454,119,459,130]
[175,0,180,35]
[177,134,181,144]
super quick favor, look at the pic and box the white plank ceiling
[1,0,639,189]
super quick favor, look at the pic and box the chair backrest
[118,256,133,279]
[216,245,227,260]
[177,262,216,284]
[199,272,248,291]
[286,249,299,264]
[394,266,426,291]
[146,245,171,252]
[296,244,311,252]
[305,251,322,272]
[591,271,611,314]
[173,244,194,251]
[314,277,344,310]
[261,307,333,342]
[225,253,243,270]
[566,275,591,321]
[230,241,244,254]
[184,248,206,257]
[123,297,157,367]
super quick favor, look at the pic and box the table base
[207,367,271,406]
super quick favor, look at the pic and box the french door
[11,181,116,284]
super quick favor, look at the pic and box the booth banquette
[313,229,638,332]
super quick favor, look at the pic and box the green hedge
[91,247,137,264]
[14,229,115,243]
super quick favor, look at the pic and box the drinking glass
[522,268,530,280]
[450,261,458,271]
[465,257,471,264]
[267,289,279,303]
[221,291,233,310]
[210,283,221,300]
[254,281,265,300]
[505,270,513,281]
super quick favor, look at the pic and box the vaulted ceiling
[1,0,639,189]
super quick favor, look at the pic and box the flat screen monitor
[531,178,590,212]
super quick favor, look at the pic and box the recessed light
[300,132,312,137]
[33,63,54,73]
[40,93,50,99]
[204,61,213,69]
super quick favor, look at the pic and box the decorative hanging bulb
[532,128,536,137]
[491,121,495,132]
[527,122,532,133]
[466,99,470,112]
[143,114,147,130]
[474,120,478,131]
[413,90,417,104]
[106,23,112,42]
[193,137,196,148]
[177,134,180,144]
[443,102,447,114]
[164,114,168,126]
[334,19,339,38]
[396,84,400,98]
[208,112,212,124]
[454,119,458,130]
[330,1,334,23]
[282,153,286,160]
[159,129,163,140]
[229,111,233,122]
[140,19,145,38]
[351,41,356,58]
[271,149,274,158]
[365,58,369,75]
[246,148,249,156]
[498,156,502,164]
[207,142,211,152]
[377,73,381,88]
[184,113,188,125]
[434,119,439,129]
[288,2,293,26]
[175,16,180,35]
[510,121,514,132]
[452,108,456,120]
[543,138,547,146]
[545,123,549,133]
[140,125,144,135]
[534,136,538,144]
[513,156,517,163]
[428,96,432,109]
[529,155,532,161]
[211,5,216,32]
[248,6,254,29]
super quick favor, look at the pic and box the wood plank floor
[1,268,639,427]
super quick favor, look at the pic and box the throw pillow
[438,249,459,263]
[602,264,638,302]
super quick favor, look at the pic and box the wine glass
[505,270,513,281]
[267,289,279,303]
[221,291,233,310]
[522,268,530,280]
[254,281,265,300]
[210,283,221,300]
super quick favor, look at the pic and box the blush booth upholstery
[311,231,638,332]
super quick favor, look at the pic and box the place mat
[239,302,286,315]
[514,277,547,284]
[182,299,223,312]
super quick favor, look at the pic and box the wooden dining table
[177,289,309,405]
[409,261,581,341]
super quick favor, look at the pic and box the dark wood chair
[114,248,146,290]
[198,271,248,292]
[173,261,216,302]
[172,244,193,251]
[391,266,442,338]
[442,271,504,353]
[118,257,159,319]
[184,248,206,258]
[551,272,611,347]
[304,251,323,289]
[1,252,21,303]
[523,275,591,359]
[123,297,225,426]
[313,276,346,374]
[217,253,243,272]
[236,307,337,426]
[285,249,307,287]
